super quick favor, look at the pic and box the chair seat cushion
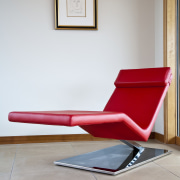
[8,110,129,126]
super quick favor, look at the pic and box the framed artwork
[55,0,98,30]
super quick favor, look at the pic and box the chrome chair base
[54,141,171,175]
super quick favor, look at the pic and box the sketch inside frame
[67,0,86,17]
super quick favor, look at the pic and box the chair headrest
[114,67,172,88]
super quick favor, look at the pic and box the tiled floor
[0,139,180,180]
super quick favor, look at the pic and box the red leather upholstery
[114,68,172,87]
[9,111,129,126]
[81,67,172,141]
[8,67,172,141]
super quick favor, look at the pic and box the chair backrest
[103,67,172,130]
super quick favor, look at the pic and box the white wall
[154,0,164,134]
[0,0,157,136]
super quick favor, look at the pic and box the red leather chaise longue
[8,67,172,175]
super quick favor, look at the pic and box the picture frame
[55,0,98,30]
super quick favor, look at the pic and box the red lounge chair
[8,67,172,175]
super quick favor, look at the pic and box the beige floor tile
[158,165,180,178]
[16,142,75,158]
[155,154,180,165]
[11,167,95,180]
[2,139,179,180]
[0,145,17,157]
[0,144,18,149]
[166,144,180,155]
[0,173,10,180]
[13,154,75,174]
[0,145,17,173]
[71,140,121,155]
[93,162,180,180]
[154,154,180,177]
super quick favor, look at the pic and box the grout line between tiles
[91,173,98,180]
[154,162,180,179]
[9,145,18,180]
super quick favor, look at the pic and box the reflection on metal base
[54,141,171,175]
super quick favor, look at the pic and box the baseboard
[154,132,164,143]
[0,132,163,145]
[0,134,110,145]
[176,136,180,145]
[149,132,155,139]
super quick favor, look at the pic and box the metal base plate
[54,144,171,175]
